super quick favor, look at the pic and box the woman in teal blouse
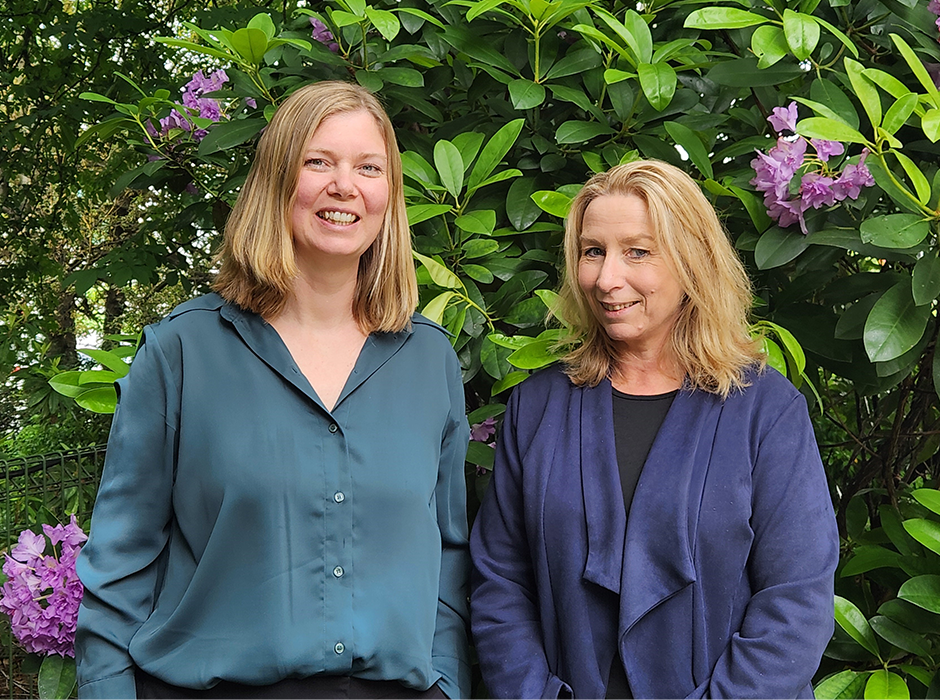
[75,82,471,699]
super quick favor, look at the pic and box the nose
[327,166,356,198]
[595,255,624,295]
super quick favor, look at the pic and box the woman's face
[290,110,390,265]
[577,193,686,358]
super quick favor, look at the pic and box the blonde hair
[213,81,417,332]
[558,160,762,397]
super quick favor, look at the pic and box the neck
[610,346,683,395]
[272,256,360,331]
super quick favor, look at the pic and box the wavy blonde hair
[213,81,417,332]
[558,160,762,397]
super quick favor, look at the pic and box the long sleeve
[75,329,178,699]
[702,393,838,699]
[431,357,471,700]
[469,387,572,700]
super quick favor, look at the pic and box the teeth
[601,301,637,311]
[319,210,358,224]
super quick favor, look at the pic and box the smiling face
[290,109,390,266]
[577,193,686,359]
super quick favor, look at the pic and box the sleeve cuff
[78,669,137,699]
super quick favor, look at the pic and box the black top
[606,387,678,700]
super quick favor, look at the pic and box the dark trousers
[135,669,449,699]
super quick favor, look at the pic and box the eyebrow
[580,233,655,246]
[304,147,388,162]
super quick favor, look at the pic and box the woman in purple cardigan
[469,160,838,699]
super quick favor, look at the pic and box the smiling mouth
[600,301,639,312]
[318,210,360,225]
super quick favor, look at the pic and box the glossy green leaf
[229,27,268,64]
[75,386,118,414]
[455,210,497,235]
[153,38,233,62]
[394,7,445,29]
[903,518,940,555]
[864,282,930,362]
[78,348,130,377]
[707,58,802,87]
[509,79,547,110]
[407,204,452,226]
[467,119,525,191]
[663,121,712,178]
[751,25,789,68]
[840,545,902,576]
[900,575,940,613]
[754,227,809,269]
[761,337,787,375]
[507,338,557,369]
[365,7,400,41]
[810,78,860,129]
[684,7,769,29]
[796,117,867,144]
[860,214,930,249]
[531,190,573,218]
[377,66,423,87]
[924,109,940,142]
[593,8,651,65]
[891,34,940,102]
[79,370,120,385]
[421,291,455,324]
[834,595,881,658]
[638,62,676,112]
[555,120,614,144]
[783,10,819,61]
[728,186,771,232]
[331,10,363,27]
[465,0,509,22]
[845,57,882,129]
[912,255,940,306]
[401,152,439,187]
[413,251,461,289]
[48,371,86,398]
[865,670,909,700]
[38,655,76,700]
[892,151,931,206]
[247,12,276,39]
[544,47,603,79]
[434,139,464,199]
[462,239,499,258]
[810,15,858,58]
[466,440,495,468]
[815,670,869,700]
[491,370,529,396]
[506,177,542,230]
[440,26,519,77]
[197,118,266,156]
[882,94,919,135]
[462,264,494,284]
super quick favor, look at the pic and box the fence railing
[0,445,106,699]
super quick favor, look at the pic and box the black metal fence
[0,445,106,698]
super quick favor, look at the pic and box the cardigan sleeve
[431,356,472,700]
[469,387,574,700]
[703,392,838,699]
[75,328,177,699]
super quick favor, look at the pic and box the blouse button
[334,642,345,654]
[333,565,345,578]
[328,423,338,433]
[333,491,345,503]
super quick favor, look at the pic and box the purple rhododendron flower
[0,516,87,657]
[832,154,875,201]
[800,172,838,209]
[310,18,340,52]
[811,139,845,162]
[767,102,799,133]
[470,416,497,442]
[246,97,257,109]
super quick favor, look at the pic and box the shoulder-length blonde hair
[558,159,762,397]
[213,80,417,333]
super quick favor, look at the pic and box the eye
[582,246,604,258]
[360,163,384,176]
[304,157,327,168]
[627,248,650,260]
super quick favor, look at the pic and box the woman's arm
[469,388,572,700]
[431,358,472,700]
[76,328,178,699]
[702,393,838,699]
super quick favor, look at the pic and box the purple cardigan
[469,365,838,699]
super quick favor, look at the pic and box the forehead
[580,193,655,241]
[304,110,387,153]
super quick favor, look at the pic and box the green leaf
[38,655,76,700]
[393,7,445,29]
[197,118,266,156]
[434,139,465,199]
[377,66,423,87]
[466,440,495,468]
[455,210,497,235]
[900,575,940,614]
[592,8,650,65]
[783,10,820,61]
[912,255,940,306]
[506,177,542,231]
[843,58,882,131]
[365,7,400,40]
[903,518,940,555]
[462,263,494,283]
[864,281,930,363]
[331,10,363,26]
[507,338,558,369]
[882,94,919,135]
[229,27,269,64]
[796,117,868,144]
[751,25,789,69]
[810,15,859,59]
[401,151,439,187]
[407,203,452,226]
[864,670,909,700]
[154,37,233,62]
[638,62,676,112]
[834,595,881,659]
[924,110,940,142]
[815,670,869,700]
[79,370,120,385]
[841,545,902,576]
[248,12,276,39]
[871,615,931,656]
[79,91,119,105]
[49,371,86,398]
[762,320,805,372]
[465,0,509,21]
[761,337,787,375]
[684,7,769,29]
[663,121,712,178]
[754,227,809,269]
[810,78,861,129]
[531,190,573,218]
[509,79,547,110]
[544,47,602,79]
[860,214,930,249]
[891,34,940,102]
[75,386,118,414]
[707,58,803,87]
[440,25,519,77]
[467,119,525,191]
[421,291,455,324]
[892,151,931,206]
[491,370,529,395]
[555,120,613,144]
[78,348,130,377]
[462,239,499,258]
[413,251,461,289]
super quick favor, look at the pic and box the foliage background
[3,0,940,695]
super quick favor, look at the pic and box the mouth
[600,301,639,312]
[317,210,360,225]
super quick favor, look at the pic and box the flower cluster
[470,416,497,475]
[146,69,230,143]
[311,18,339,52]
[750,102,874,234]
[930,0,940,38]
[0,516,87,657]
